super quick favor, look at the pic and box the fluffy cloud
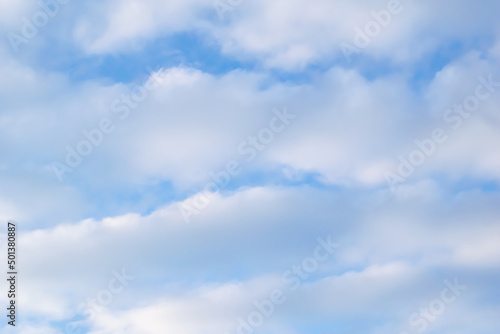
[69,0,500,69]
[0,1,499,333]
[0,41,499,227]
[0,185,498,333]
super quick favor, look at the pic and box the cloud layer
[0,0,499,333]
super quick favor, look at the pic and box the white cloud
[0,185,497,332]
[62,0,500,69]
[0,2,499,333]
[0,41,499,227]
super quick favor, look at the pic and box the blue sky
[0,0,500,333]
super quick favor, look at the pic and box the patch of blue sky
[63,175,179,221]
[51,318,89,334]
[26,31,254,84]
[426,171,500,194]
[409,37,495,91]
[292,318,383,334]
[214,166,333,192]
[339,35,495,91]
